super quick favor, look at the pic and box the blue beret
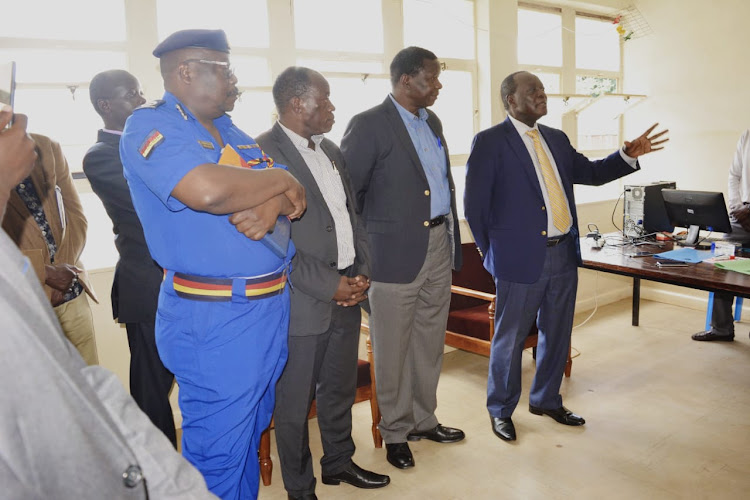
[153,29,230,57]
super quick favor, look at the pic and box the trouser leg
[529,238,578,409]
[54,293,98,365]
[409,225,452,432]
[157,289,289,500]
[368,225,452,442]
[317,304,360,475]
[275,333,327,496]
[711,292,735,335]
[126,320,177,447]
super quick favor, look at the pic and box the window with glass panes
[517,3,626,202]
[1,0,481,268]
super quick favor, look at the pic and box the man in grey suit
[84,69,177,447]
[0,106,215,498]
[252,67,389,500]
[340,46,463,470]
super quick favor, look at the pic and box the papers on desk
[714,258,750,275]
[652,248,713,264]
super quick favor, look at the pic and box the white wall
[623,0,750,193]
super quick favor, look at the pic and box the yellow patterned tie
[526,129,571,233]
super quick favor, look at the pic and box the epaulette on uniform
[136,99,166,110]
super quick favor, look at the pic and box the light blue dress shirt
[389,94,450,218]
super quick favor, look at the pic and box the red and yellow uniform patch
[139,129,165,158]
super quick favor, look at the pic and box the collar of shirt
[508,114,539,137]
[277,121,324,150]
[101,128,123,136]
[389,94,428,124]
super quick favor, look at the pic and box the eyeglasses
[182,59,235,80]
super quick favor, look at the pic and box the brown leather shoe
[692,330,734,341]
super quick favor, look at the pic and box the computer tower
[623,181,676,237]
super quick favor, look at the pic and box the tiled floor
[257,299,750,499]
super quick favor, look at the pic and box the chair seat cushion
[447,305,492,341]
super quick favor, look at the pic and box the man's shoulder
[138,99,166,110]
[320,137,342,154]
[351,99,390,123]
[83,141,119,171]
[253,127,274,146]
[476,121,510,140]
[128,100,171,125]
[538,122,565,138]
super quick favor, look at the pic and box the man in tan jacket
[2,132,99,364]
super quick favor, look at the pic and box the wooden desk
[580,236,750,326]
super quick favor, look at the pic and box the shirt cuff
[619,147,638,169]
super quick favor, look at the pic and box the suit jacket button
[542,206,546,211]
[329,262,337,268]
[424,190,430,196]
[423,221,429,227]
[541,230,547,236]
[326,225,333,232]
[122,465,143,488]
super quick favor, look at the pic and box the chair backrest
[451,243,495,311]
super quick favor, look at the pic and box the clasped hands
[334,274,369,307]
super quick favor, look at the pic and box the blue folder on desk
[652,248,713,263]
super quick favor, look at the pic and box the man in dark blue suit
[465,71,667,442]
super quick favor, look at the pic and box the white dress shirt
[728,129,750,211]
[278,121,355,269]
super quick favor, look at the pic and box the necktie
[526,129,571,233]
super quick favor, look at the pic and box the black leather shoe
[692,330,734,341]
[407,424,465,443]
[490,416,516,441]
[287,494,317,500]
[385,442,414,469]
[529,405,585,426]
[321,461,390,489]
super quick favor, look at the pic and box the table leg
[632,277,640,326]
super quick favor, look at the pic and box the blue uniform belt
[167,269,287,302]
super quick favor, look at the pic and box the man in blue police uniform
[120,29,306,500]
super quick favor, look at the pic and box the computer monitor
[661,189,732,246]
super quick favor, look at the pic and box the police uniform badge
[139,129,165,159]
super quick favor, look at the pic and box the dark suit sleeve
[552,129,638,186]
[83,147,135,218]
[464,132,496,258]
[335,151,370,279]
[340,113,378,213]
[291,249,341,303]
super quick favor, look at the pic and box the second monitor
[661,189,732,246]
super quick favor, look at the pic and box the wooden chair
[258,328,382,486]
[445,243,572,377]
